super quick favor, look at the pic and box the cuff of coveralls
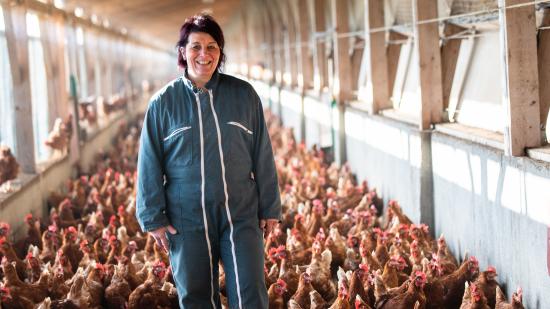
[259,210,282,222]
[139,215,171,232]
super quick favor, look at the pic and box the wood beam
[2,3,36,173]
[266,0,284,85]
[331,0,352,103]
[441,23,466,112]
[499,0,541,156]
[539,7,550,141]
[413,0,444,130]
[259,2,275,83]
[387,30,408,98]
[297,0,314,90]
[312,0,328,91]
[283,0,298,88]
[365,0,390,113]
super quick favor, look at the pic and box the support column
[331,0,352,103]
[441,23,466,113]
[312,0,328,92]
[365,0,391,113]
[298,0,313,90]
[538,7,550,142]
[3,3,36,174]
[499,0,541,156]
[413,0,444,130]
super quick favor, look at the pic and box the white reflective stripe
[194,93,216,309]
[163,126,191,141]
[208,90,243,309]
[227,121,253,135]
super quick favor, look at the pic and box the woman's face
[182,32,220,87]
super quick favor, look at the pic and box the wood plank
[332,0,352,103]
[297,0,314,90]
[499,0,541,156]
[259,2,275,83]
[2,3,36,173]
[39,16,59,128]
[283,0,298,88]
[441,23,466,111]
[539,7,550,141]
[312,0,328,91]
[365,0,390,113]
[266,0,284,85]
[413,0,444,130]
[387,30,408,97]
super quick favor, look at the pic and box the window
[27,12,50,162]
[0,6,16,152]
[76,26,88,97]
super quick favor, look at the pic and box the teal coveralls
[135,72,281,309]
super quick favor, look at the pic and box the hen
[376,271,427,309]
[127,261,171,309]
[105,262,132,309]
[460,282,490,309]
[268,279,287,309]
[495,286,524,309]
[0,146,19,186]
[45,117,70,153]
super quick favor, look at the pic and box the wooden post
[283,0,298,88]
[297,0,313,90]
[413,0,444,130]
[312,0,328,91]
[3,3,36,173]
[499,0,541,156]
[267,0,284,86]
[260,4,276,84]
[387,31,408,97]
[365,0,390,113]
[331,0,352,103]
[538,7,550,141]
[241,11,250,78]
[441,23,466,112]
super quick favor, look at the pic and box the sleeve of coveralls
[135,101,170,232]
[252,92,282,220]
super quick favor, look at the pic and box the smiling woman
[135,13,281,309]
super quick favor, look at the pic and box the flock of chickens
[0,109,525,309]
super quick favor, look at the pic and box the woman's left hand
[259,219,279,238]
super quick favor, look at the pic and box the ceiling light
[103,19,110,28]
[91,14,99,25]
[202,0,215,3]
[53,0,65,9]
[121,28,128,35]
[202,8,213,14]
[74,7,84,18]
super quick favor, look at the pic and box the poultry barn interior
[0,0,549,308]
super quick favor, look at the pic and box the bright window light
[74,7,84,18]
[91,14,99,25]
[0,6,4,32]
[76,26,84,46]
[53,0,65,9]
[26,12,41,38]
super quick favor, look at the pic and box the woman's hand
[150,225,178,252]
[259,219,279,238]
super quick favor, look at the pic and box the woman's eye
[192,46,200,51]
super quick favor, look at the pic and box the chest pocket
[225,121,253,164]
[163,125,193,167]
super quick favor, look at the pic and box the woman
[135,14,281,309]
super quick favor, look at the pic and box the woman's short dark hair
[176,14,225,71]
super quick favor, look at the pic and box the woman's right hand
[150,225,178,252]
